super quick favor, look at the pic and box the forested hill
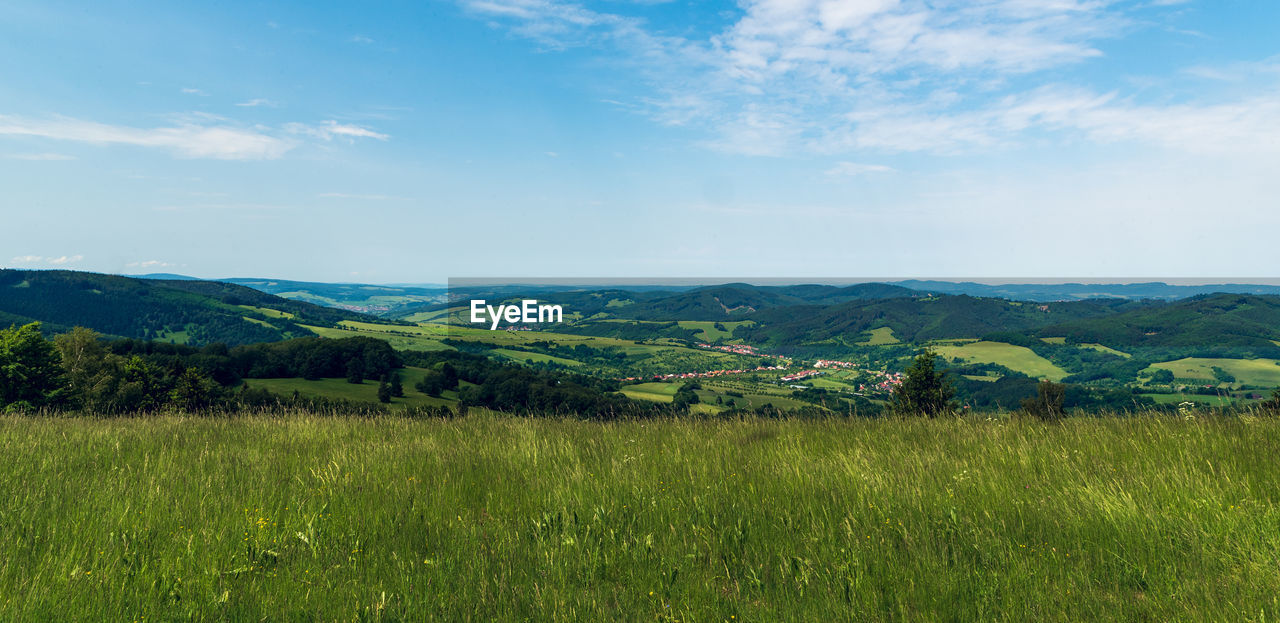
[737,296,1142,346]
[734,292,1280,356]
[605,283,920,320]
[0,270,381,346]
[429,282,924,322]
[1034,293,1280,350]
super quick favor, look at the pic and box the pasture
[1144,357,1280,387]
[931,340,1069,381]
[247,367,458,409]
[0,413,1277,621]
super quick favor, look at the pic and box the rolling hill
[1035,293,1280,351]
[0,270,380,345]
[736,296,1139,348]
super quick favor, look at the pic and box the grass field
[676,321,753,342]
[932,341,1069,381]
[1142,393,1238,407]
[248,368,457,409]
[1144,358,1280,387]
[859,327,900,345]
[491,348,585,367]
[1080,343,1131,359]
[1,413,1278,621]
[621,382,817,412]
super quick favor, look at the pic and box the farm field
[931,340,1069,381]
[1142,393,1239,407]
[1,414,1278,621]
[676,320,753,342]
[859,327,900,345]
[1144,358,1280,387]
[619,381,815,412]
[247,367,457,409]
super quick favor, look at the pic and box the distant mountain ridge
[891,280,1280,301]
[1,270,379,345]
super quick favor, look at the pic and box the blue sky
[2,0,1278,283]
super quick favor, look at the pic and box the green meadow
[676,320,754,342]
[859,327,900,346]
[247,367,458,409]
[1144,357,1280,387]
[4,413,1277,621]
[932,340,1069,381]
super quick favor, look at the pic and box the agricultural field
[246,367,457,409]
[676,320,753,342]
[1144,358,1280,387]
[1141,393,1239,407]
[2,414,1278,621]
[859,327,900,345]
[931,340,1069,381]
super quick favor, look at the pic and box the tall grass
[0,411,1277,621]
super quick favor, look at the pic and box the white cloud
[180,87,209,96]
[2,152,76,160]
[0,115,388,160]
[825,161,894,176]
[235,98,278,107]
[0,114,296,160]
[456,0,1280,159]
[9,254,82,265]
[125,260,177,269]
[317,192,408,200]
[285,120,389,141]
[349,35,375,44]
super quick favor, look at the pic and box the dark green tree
[170,367,218,411]
[389,371,404,398]
[377,375,392,403]
[1259,389,1280,412]
[346,358,365,384]
[1021,380,1066,420]
[440,363,459,389]
[891,349,955,417]
[415,372,444,397]
[672,387,700,412]
[0,322,65,411]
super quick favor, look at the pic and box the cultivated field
[1,413,1278,621]
[1144,357,1280,387]
[931,340,1069,381]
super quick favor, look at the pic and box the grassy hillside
[2,413,1277,621]
[932,340,1070,381]
[0,270,377,346]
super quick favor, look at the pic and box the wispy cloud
[0,114,388,160]
[180,87,209,96]
[285,120,389,141]
[235,98,278,107]
[825,161,894,176]
[11,254,84,266]
[458,0,1280,158]
[2,152,76,160]
[349,35,375,44]
[125,260,178,269]
[316,192,409,200]
[0,114,295,159]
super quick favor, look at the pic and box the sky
[1,0,1278,283]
